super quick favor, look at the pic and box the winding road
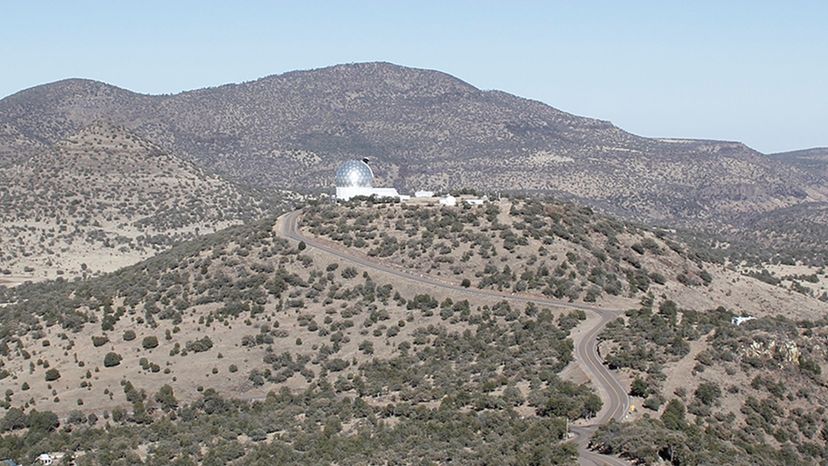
[278,210,630,465]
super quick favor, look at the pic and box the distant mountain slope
[769,147,828,177]
[1,62,826,250]
[0,123,268,281]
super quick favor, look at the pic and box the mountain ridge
[1,61,826,260]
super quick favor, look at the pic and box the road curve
[278,210,630,465]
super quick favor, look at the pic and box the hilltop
[2,62,827,262]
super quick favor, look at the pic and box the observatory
[335,159,402,201]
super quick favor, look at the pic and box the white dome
[335,160,374,188]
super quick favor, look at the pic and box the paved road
[279,210,630,465]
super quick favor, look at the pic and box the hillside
[770,147,828,177]
[0,207,604,465]
[1,198,826,464]
[593,299,828,465]
[301,199,828,319]
[1,63,826,253]
[0,123,271,283]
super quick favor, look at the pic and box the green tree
[27,410,59,432]
[661,399,687,430]
[155,384,178,412]
[630,377,649,397]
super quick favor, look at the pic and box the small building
[439,195,456,206]
[732,316,755,326]
[414,190,434,198]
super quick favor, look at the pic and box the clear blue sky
[2,1,826,153]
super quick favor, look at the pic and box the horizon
[2,1,826,153]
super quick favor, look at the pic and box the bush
[185,337,214,353]
[27,410,59,432]
[92,335,109,347]
[630,377,649,397]
[142,336,159,349]
[45,368,61,381]
[694,382,721,406]
[104,352,122,368]
[123,330,136,341]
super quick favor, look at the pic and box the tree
[104,352,122,367]
[27,410,59,432]
[630,377,649,397]
[155,384,178,412]
[1,407,27,431]
[661,399,687,430]
[694,382,721,406]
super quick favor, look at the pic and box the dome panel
[335,160,374,188]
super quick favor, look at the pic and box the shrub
[123,330,136,341]
[104,352,122,368]
[694,382,721,406]
[185,337,213,353]
[45,368,61,382]
[91,335,109,347]
[630,377,649,397]
[142,336,159,349]
[27,410,59,432]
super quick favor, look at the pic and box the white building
[732,316,756,326]
[335,159,402,201]
[439,195,456,206]
[414,190,435,198]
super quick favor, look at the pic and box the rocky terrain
[1,62,826,260]
[0,123,274,283]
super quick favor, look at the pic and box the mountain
[769,147,828,177]
[0,123,271,283]
[1,63,825,239]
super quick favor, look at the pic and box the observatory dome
[335,159,374,188]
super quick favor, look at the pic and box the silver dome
[335,160,374,188]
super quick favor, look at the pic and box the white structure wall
[439,195,457,206]
[336,186,401,201]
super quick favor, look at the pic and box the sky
[1,1,826,153]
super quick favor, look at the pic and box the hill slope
[1,62,825,237]
[1,198,825,464]
[0,123,268,282]
[770,147,828,177]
